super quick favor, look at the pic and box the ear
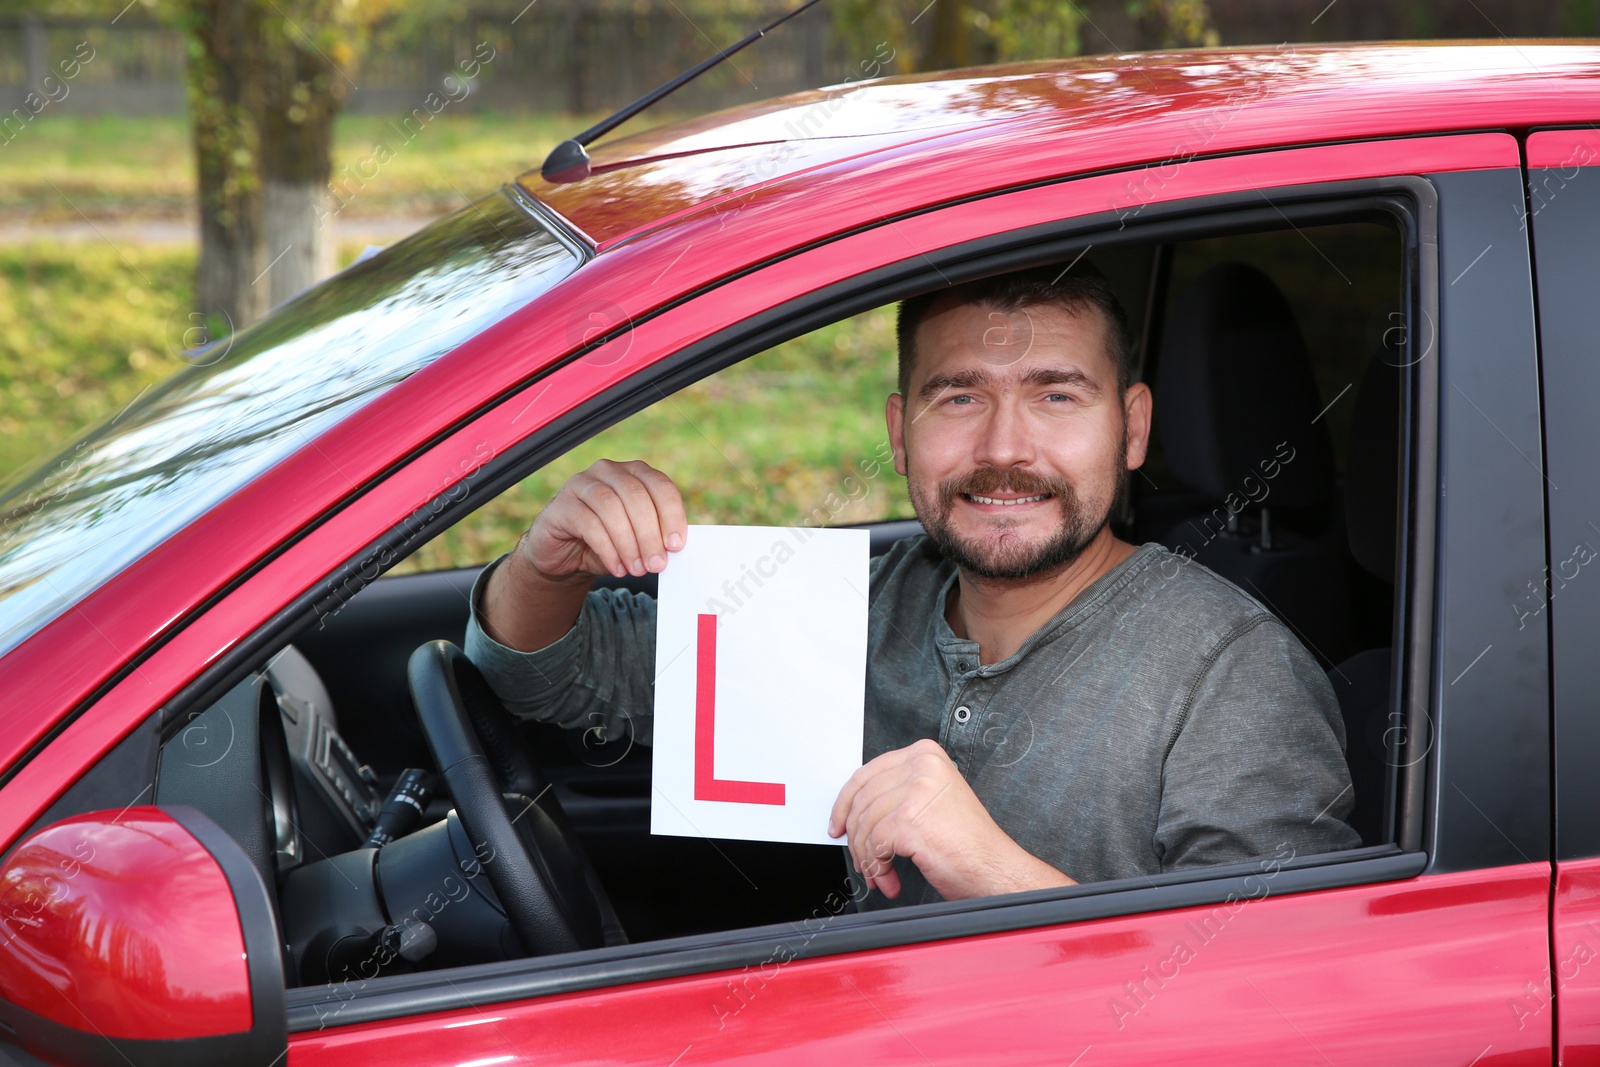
[1122,382,1152,472]
[886,393,908,477]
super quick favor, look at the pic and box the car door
[1528,127,1600,1067]
[271,131,1551,1065]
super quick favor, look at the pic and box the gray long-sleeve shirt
[464,536,1360,909]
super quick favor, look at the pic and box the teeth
[968,493,1049,506]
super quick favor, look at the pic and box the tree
[927,0,971,71]
[256,0,381,308]
[1127,0,1219,49]
[160,0,383,330]
[175,0,266,334]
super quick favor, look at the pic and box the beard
[910,464,1118,582]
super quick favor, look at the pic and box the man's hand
[520,458,688,581]
[482,459,686,653]
[826,738,1076,901]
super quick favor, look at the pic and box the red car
[1,40,1597,1066]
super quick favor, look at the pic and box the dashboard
[153,643,528,986]
[267,647,385,864]
[154,646,382,882]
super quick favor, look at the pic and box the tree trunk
[926,0,969,71]
[261,179,334,307]
[257,3,357,305]
[186,0,265,334]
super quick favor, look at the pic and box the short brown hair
[895,262,1133,401]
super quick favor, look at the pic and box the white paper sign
[651,524,869,846]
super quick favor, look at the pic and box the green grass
[394,308,913,574]
[0,237,911,572]
[0,242,193,475]
[0,112,603,220]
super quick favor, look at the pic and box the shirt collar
[931,542,1167,675]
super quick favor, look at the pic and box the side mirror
[0,806,286,1066]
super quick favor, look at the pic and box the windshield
[0,189,580,657]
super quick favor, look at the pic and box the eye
[946,394,976,405]
[1044,392,1075,402]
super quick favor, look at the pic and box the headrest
[1156,263,1335,507]
[1345,357,1401,583]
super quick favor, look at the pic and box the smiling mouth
[963,493,1053,506]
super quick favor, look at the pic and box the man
[466,263,1360,910]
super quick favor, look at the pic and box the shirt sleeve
[462,554,658,747]
[1154,615,1362,871]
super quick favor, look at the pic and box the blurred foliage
[10,0,398,325]
[0,0,120,14]
[1566,0,1600,33]
[975,0,1085,63]
[1128,0,1220,48]
[829,0,1215,72]
[253,0,397,173]
[0,0,1211,83]
[344,0,1209,73]
[829,0,1073,72]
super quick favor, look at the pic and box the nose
[971,395,1035,470]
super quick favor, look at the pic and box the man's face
[886,298,1152,581]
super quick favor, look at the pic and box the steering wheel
[406,640,626,956]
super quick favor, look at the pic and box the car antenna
[540,0,826,184]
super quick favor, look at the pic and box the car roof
[520,41,1600,249]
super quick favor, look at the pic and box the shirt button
[953,706,972,724]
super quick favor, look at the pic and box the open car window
[238,203,1411,976]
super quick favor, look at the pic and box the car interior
[40,205,1412,991]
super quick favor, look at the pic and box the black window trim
[1419,167,1550,871]
[1522,129,1600,862]
[138,177,1441,1028]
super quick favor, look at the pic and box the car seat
[1155,261,1351,667]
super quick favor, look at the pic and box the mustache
[939,469,1073,502]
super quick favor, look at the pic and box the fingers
[855,831,901,899]
[829,748,904,837]
[563,504,629,580]
[829,741,959,898]
[846,788,908,892]
[829,740,947,837]
[531,459,687,580]
[586,460,686,576]
[841,766,911,852]
[631,462,688,561]
[830,756,915,893]
[574,474,650,577]
[867,858,901,900]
